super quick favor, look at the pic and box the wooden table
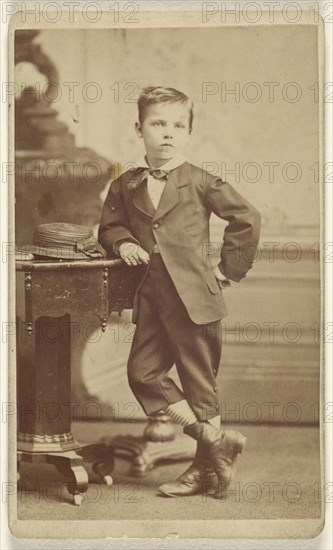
[16,258,195,505]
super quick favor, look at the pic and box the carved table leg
[17,446,115,505]
[65,464,89,506]
[49,451,89,506]
[76,443,114,486]
[17,450,89,505]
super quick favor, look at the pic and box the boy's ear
[135,122,143,138]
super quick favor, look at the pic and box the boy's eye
[175,123,185,129]
[152,121,165,126]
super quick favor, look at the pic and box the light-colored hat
[22,223,105,260]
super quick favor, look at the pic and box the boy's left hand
[118,242,150,266]
[213,265,231,289]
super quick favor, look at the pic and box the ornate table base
[16,308,116,506]
[17,438,115,506]
[104,436,196,477]
[103,413,196,477]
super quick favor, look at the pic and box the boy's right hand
[118,242,150,266]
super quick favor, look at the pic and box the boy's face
[135,102,191,167]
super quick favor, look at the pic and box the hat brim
[17,245,104,260]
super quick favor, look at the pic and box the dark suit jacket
[98,161,261,324]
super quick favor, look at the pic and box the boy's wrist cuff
[216,263,227,278]
[213,265,225,280]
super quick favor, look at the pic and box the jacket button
[153,223,159,229]
[213,369,217,375]
[213,386,218,393]
[215,405,219,411]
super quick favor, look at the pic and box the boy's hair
[138,86,194,131]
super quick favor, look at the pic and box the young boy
[98,87,261,498]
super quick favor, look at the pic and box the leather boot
[158,442,217,497]
[183,423,247,499]
[211,428,247,499]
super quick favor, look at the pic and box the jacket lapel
[126,162,190,221]
[132,180,156,218]
[153,162,190,221]
[127,169,155,218]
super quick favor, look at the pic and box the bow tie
[141,168,170,182]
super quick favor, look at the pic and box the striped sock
[163,400,198,426]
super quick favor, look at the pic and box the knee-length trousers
[127,252,222,422]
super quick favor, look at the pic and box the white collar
[135,153,187,172]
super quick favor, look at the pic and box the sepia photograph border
[2,2,331,545]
